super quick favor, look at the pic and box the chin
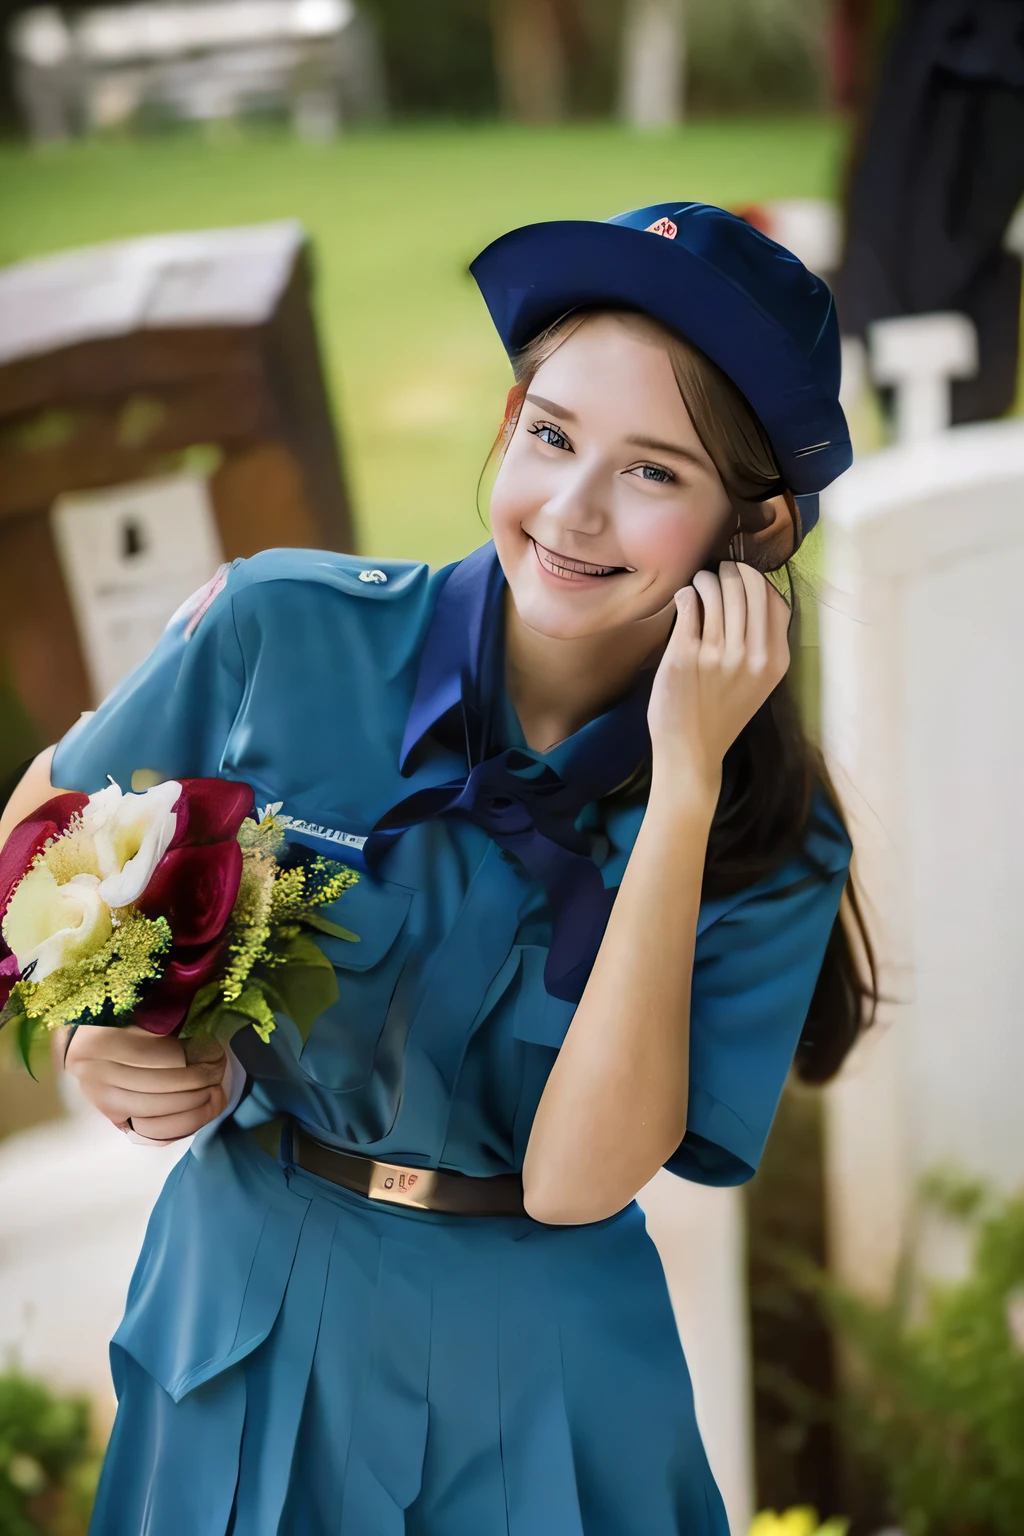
[515,595,603,641]
[505,574,627,642]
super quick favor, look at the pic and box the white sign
[51,474,224,703]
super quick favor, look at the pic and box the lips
[530,537,626,580]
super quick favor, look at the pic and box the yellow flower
[749,1510,849,1536]
[2,866,112,982]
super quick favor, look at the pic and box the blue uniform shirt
[53,545,850,1188]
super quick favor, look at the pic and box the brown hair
[493,308,877,1084]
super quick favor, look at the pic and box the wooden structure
[9,2,386,141]
[0,221,354,766]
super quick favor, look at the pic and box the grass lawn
[0,118,849,569]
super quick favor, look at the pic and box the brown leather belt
[290,1123,528,1218]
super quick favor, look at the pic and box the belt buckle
[367,1160,439,1210]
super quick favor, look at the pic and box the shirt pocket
[298,875,414,1092]
[511,944,578,1049]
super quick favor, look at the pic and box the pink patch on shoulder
[183,564,229,639]
[645,217,678,239]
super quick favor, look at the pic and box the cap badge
[645,217,678,239]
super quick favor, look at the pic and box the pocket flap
[512,945,577,1048]
[112,1129,309,1402]
[313,877,413,972]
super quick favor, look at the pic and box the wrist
[647,763,720,826]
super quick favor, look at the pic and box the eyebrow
[625,433,707,470]
[524,394,706,471]
[525,393,576,420]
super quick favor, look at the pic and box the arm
[0,746,58,846]
[522,561,791,1224]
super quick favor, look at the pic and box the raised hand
[647,559,791,804]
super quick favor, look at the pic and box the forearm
[522,778,716,1224]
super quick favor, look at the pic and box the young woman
[0,202,873,1534]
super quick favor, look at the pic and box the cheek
[489,446,540,531]
[618,499,720,586]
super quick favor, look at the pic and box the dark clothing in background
[836,0,1024,422]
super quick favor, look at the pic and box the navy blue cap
[470,202,852,535]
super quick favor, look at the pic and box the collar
[398,540,505,775]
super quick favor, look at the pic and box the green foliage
[821,1185,1024,1536]
[0,1370,100,1536]
[358,0,498,118]
[356,0,829,121]
[2,912,173,1040]
[687,0,829,114]
[179,828,358,1049]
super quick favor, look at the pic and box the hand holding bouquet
[0,778,358,1082]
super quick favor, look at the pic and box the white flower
[82,780,182,908]
[2,867,112,981]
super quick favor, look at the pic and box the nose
[541,455,609,538]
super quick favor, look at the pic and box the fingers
[129,1085,229,1143]
[691,569,725,652]
[66,1023,187,1070]
[732,563,790,681]
[64,1023,230,1139]
[670,586,702,651]
[718,561,748,664]
[735,562,768,669]
[89,1083,217,1123]
[75,1056,226,1095]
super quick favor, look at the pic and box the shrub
[821,1180,1024,1536]
[0,1371,100,1536]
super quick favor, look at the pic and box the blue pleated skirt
[89,1126,728,1535]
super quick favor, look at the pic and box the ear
[739,490,798,570]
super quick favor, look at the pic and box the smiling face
[489,312,735,644]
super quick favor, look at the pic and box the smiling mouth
[530,537,627,580]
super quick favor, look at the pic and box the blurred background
[0,3,1022,1534]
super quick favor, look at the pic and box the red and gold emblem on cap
[645,217,678,239]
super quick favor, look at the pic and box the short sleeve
[51,565,246,796]
[668,807,851,1188]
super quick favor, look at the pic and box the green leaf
[178,981,227,1043]
[262,940,339,1042]
[17,1013,38,1080]
[234,983,278,1044]
[303,913,360,942]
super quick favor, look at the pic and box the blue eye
[627,463,676,484]
[528,422,571,451]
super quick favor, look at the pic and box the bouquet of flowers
[0,777,359,1070]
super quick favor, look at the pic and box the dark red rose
[132,778,254,1035]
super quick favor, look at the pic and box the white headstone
[820,418,1024,1297]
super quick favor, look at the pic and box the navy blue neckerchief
[364,541,653,1003]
